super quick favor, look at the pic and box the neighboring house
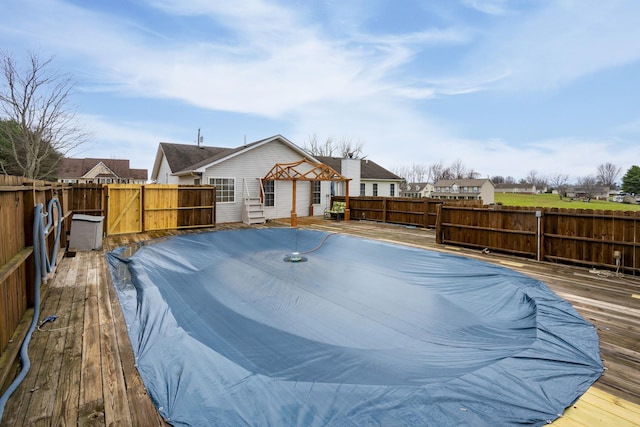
[494,183,537,194]
[400,182,434,198]
[432,178,495,204]
[314,156,403,199]
[56,158,148,184]
[565,186,610,200]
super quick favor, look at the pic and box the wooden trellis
[263,159,351,226]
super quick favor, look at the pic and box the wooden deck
[1,218,639,426]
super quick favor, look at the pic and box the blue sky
[2,0,639,182]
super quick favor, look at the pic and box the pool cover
[107,228,603,426]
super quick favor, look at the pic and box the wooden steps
[242,197,266,225]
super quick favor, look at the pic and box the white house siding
[199,140,314,223]
[480,182,495,204]
[157,156,180,184]
[361,180,397,197]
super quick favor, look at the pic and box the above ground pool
[107,228,603,427]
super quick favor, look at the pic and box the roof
[57,158,148,180]
[434,178,493,187]
[402,182,432,191]
[314,156,401,180]
[495,183,535,189]
[153,135,315,178]
[158,143,234,174]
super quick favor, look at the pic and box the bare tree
[449,159,466,179]
[305,133,335,156]
[337,137,365,159]
[305,134,365,159]
[577,175,598,201]
[491,175,505,184]
[428,161,446,182]
[525,169,547,190]
[597,162,621,188]
[465,168,481,179]
[548,173,570,199]
[0,51,87,179]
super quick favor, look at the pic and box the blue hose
[0,198,62,421]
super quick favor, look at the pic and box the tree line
[390,160,640,199]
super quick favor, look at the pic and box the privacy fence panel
[143,184,179,231]
[437,206,539,258]
[70,184,104,216]
[176,185,216,229]
[142,185,216,231]
[437,205,640,274]
[544,208,640,272]
[106,184,143,235]
[332,196,480,228]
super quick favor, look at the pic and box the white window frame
[210,177,236,203]
[264,179,275,207]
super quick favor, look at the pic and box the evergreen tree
[621,165,640,194]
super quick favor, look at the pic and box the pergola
[263,159,351,227]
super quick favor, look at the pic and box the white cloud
[75,114,179,175]
[463,0,510,16]
[467,0,640,91]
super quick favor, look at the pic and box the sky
[1,0,640,183]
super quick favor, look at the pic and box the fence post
[383,197,388,224]
[435,204,443,244]
[535,210,543,261]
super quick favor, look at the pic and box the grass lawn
[494,193,640,211]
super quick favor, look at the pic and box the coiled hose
[0,198,62,421]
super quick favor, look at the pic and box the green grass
[494,192,640,211]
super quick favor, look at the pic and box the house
[56,158,148,184]
[314,156,403,198]
[400,182,434,198]
[432,178,495,204]
[151,135,401,224]
[564,186,610,201]
[494,183,537,194]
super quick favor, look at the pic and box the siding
[199,141,315,223]
[157,157,179,184]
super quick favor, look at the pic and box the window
[390,183,395,197]
[263,180,275,207]
[473,186,479,193]
[194,178,201,185]
[210,178,235,203]
[312,181,321,204]
[452,184,459,193]
[373,183,378,196]
[360,183,365,196]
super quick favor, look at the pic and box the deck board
[1,218,639,426]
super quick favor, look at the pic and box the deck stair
[242,197,266,225]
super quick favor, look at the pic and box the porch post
[291,180,298,227]
[344,179,350,221]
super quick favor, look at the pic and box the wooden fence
[0,179,216,384]
[0,176,70,387]
[436,205,640,274]
[106,184,216,235]
[331,196,482,228]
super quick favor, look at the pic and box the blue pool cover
[107,228,603,426]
